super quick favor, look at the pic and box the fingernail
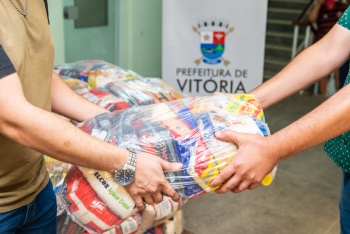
[215,132,222,137]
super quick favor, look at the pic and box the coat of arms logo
[193,18,234,66]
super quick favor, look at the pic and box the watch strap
[124,149,137,171]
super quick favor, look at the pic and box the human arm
[51,72,108,122]
[308,0,323,23]
[250,23,350,109]
[209,23,350,192]
[0,72,182,209]
[211,85,350,193]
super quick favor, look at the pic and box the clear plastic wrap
[102,213,141,234]
[61,166,185,233]
[101,78,185,107]
[61,166,135,233]
[141,209,183,234]
[104,81,159,107]
[54,61,189,233]
[54,60,142,88]
[61,76,184,112]
[76,93,275,196]
[62,78,91,94]
[116,78,185,103]
[45,156,70,187]
[136,197,185,233]
[79,88,131,112]
[56,213,85,234]
[44,156,71,216]
[61,93,276,233]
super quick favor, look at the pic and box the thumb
[215,130,241,145]
[160,159,183,171]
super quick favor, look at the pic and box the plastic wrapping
[56,61,185,110]
[79,88,131,112]
[44,156,71,216]
[54,60,142,88]
[54,61,189,233]
[45,156,70,187]
[103,78,185,107]
[63,78,91,94]
[56,213,85,234]
[62,77,185,112]
[61,166,135,233]
[104,82,159,107]
[76,93,275,196]
[142,210,184,234]
[61,93,276,233]
[114,78,184,102]
[102,213,141,234]
[61,166,185,233]
[136,197,185,233]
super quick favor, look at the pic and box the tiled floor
[182,94,343,234]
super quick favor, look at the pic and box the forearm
[0,74,127,173]
[251,25,350,109]
[51,72,108,122]
[6,106,127,172]
[0,73,182,205]
[250,44,326,108]
[268,84,350,161]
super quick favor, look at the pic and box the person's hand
[210,130,279,193]
[125,153,182,210]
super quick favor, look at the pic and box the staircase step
[266,19,304,33]
[265,31,303,47]
[264,56,290,66]
[263,70,279,81]
[268,0,309,9]
[265,44,292,59]
[263,0,310,81]
[268,8,301,21]
[264,56,290,75]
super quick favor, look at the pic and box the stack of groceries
[54,60,184,110]
[46,60,277,234]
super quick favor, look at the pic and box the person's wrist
[113,148,138,186]
[110,147,129,173]
[264,134,284,165]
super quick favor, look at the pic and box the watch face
[114,169,135,186]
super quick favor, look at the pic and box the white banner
[162,0,268,96]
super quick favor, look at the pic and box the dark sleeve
[0,45,16,79]
[44,0,50,24]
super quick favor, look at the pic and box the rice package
[61,166,185,233]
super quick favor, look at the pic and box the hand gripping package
[61,166,185,233]
[61,93,277,233]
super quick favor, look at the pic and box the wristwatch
[114,149,138,186]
